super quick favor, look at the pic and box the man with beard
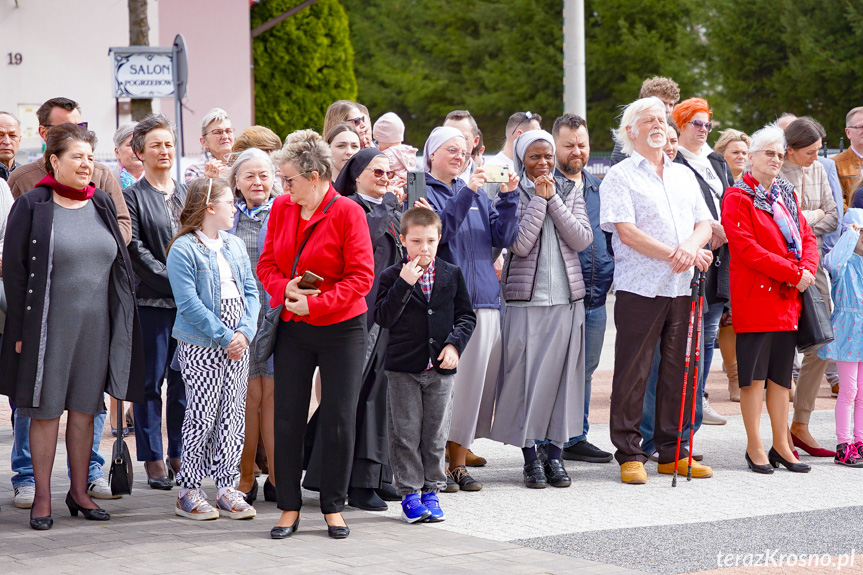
[550,114,613,464]
[599,97,715,484]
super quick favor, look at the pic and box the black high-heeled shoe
[66,492,110,521]
[29,513,53,530]
[270,515,300,539]
[146,461,173,490]
[745,451,774,474]
[768,447,811,473]
[264,477,277,502]
[325,515,350,539]
[242,478,259,504]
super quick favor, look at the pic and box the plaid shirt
[410,257,436,370]
[418,258,436,301]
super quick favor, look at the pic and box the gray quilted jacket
[503,175,593,302]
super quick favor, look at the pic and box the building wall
[0,0,159,162]
[0,0,252,164]
[158,0,252,158]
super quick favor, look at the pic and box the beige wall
[0,0,252,164]
[158,0,252,158]
[0,0,157,161]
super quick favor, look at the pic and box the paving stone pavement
[0,422,648,575]
[1,293,856,574]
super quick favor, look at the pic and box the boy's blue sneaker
[421,492,445,522]
[400,494,431,523]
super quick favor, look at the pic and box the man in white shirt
[599,96,714,484]
[487,112,542,170]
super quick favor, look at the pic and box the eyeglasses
[280,172,309,189]
[442,146,470,160]
[510,111,535,138]
[211,199,235,209]
[755,150,785,161]
[687,119,713,132]
[204,128,235,138]
[365,168,395,179]
[848,125,863,130]
[43,122,88,130]
[346,116,366,127]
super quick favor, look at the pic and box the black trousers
[609,291,691,465]
[273,315,366,513]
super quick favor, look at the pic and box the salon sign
[109,41,188,100]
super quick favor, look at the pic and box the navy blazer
[375,257,476,375]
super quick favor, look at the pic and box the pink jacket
[382,144,418,182]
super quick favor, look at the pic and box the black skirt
[736,331,797,389]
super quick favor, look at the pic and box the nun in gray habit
[488,130,593,488]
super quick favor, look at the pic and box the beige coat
[779,160,838,249]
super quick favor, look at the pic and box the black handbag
[797,285,834,353]
[252,195,339,365]
[108,398,134,495]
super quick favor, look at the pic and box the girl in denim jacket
[165,177,260,520]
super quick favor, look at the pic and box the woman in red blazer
[723,123,818,475]
[258,130,374,539]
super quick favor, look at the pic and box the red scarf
[37,173,96,201]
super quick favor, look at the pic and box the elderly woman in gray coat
[489,130,593,489]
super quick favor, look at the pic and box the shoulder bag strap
[290,195,338,277]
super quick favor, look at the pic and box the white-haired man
[599,97,715,484]
[0,111,21,181]
[184,108,235,184]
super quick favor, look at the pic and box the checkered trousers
[176,298,250,490]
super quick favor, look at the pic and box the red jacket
[722,182,818,333]
[257,186,374,326]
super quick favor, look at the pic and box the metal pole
[563,0,587,119]
[174,44,182,185]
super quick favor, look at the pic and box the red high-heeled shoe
[791,432,836,457]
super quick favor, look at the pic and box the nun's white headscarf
[422,126,467,172]
[513,129,556,179]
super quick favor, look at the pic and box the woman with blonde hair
[258,129,374,539]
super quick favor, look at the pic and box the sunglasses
[688,119,713,132]
[280,172,309,189]
[43,122,89,130]
[346,116,366,127]
[509,111,535,138]
[365,168,395,179]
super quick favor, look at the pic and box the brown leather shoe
[465,449,487,467]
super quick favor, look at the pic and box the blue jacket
[819,157,845,256]
[561,169,614,309]
[166,231,260,348]
[424,172,518,309]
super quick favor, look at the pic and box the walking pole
[686,271,706,481]
[672,271,700,487]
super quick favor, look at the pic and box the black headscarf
[333,147,385,196]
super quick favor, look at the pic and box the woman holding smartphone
[257,130,374,539]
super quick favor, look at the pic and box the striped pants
[176,298,249,490]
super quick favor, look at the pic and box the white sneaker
[702,398,727,425]
[88,477,122,500]
[13,484,35,509]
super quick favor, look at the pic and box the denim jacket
[166,231,260,348]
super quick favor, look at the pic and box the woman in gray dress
[489,130,593,489]
[227,148,277,503]
[0,124,144,529]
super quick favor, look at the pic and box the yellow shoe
[620,461,647,484]
[657,459,713,478]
